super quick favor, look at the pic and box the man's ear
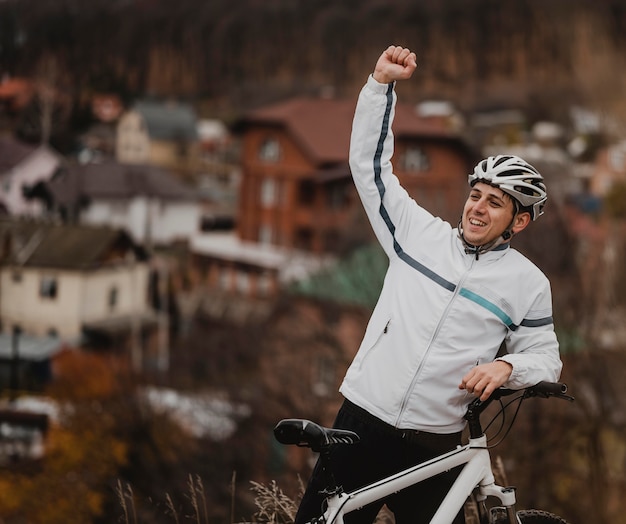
[511,212,531,234]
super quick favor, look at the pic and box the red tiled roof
[240,96,460,165]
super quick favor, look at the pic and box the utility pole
[157,257,170,373]
[10,325,21,402]
[130,254,143,374]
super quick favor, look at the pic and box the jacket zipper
[356,319,391,371]
[395,256,477,426]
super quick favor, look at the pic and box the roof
[49,161,197,205]
[132,99,198,141]
[235,96,463,165]
[191,231,335,282]
[0,137,39,174]
[0,332,62,361]
[0,218,146,269]
[82,311,158,335]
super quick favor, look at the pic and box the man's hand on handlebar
[459,360,513,402]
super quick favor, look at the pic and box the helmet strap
[457,215,516,260]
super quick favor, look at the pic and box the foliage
[289,243,387,308]
[0,349,259,523]
[0,352,129,523]
[2,0,626,123]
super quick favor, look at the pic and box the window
[259,224,273,245]
[402,147,430,173]
[108,286,118,310]
[295,227,314,250]
[326,183,348,210]
[176,139,188,159]
[236,271,249,294]
[258,138,281,162]
[260,178,278,207]
[298,180,316,206]
[218,266,230,291]
[257,272,273,297]
[39,276,58,299]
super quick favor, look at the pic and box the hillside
[2,0,626,126]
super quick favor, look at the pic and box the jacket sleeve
[349,76,438,259]
[497,278,563,389]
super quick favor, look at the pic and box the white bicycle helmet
[468,155,547,220]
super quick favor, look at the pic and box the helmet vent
[468,155,548,221]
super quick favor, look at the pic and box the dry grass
[116,463,510,523]
[249,479,302,524]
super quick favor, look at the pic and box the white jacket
[339,76,562,433]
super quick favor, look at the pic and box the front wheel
[512,509,569,524]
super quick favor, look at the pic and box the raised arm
[350,45,445,259]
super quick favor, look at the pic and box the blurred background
[0,0,625,522]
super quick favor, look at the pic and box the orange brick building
[234,96,476,254]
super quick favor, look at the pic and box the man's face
[461,182,517,246]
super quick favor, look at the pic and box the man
[295,46,563,524]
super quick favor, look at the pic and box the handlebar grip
[532,381,568,395]
[527,381,573,402]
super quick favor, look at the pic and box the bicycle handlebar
[491,381,572,401]
[465,381,574,439]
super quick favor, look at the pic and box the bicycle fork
[475,483,520,524]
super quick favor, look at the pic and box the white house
[0,219,155,345]
[47,161,202,247]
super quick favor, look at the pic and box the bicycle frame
[275,383,572,524]
[321,434,515,524]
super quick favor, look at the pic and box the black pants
[295,400,465,524]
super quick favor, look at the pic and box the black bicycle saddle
[274,419,360,452]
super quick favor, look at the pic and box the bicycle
[274,381,574,524]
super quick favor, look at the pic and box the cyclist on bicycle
[295,46,563,524]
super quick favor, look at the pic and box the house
[116,99,200,179]
[0,219,156,356]
[190,95,474,303]
[47,160,202,247]
[0,136,63,216]
[191,231,335,310]
[233,95,475,253]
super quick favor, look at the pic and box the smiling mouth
[469,218,487,227]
